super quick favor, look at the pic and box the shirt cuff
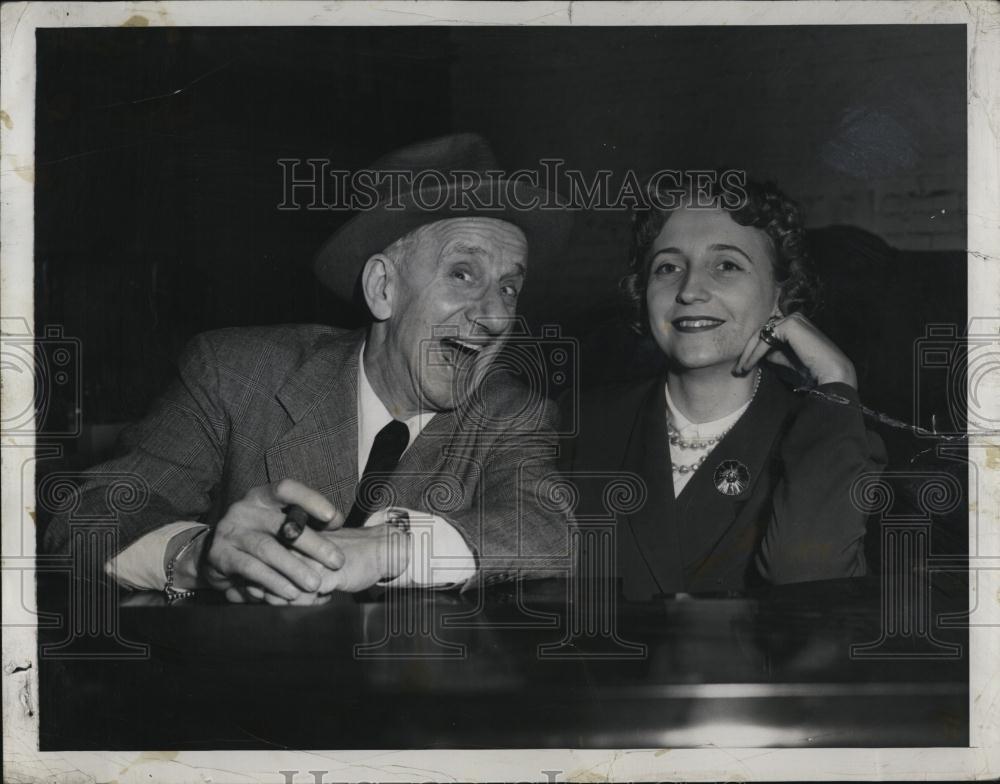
[364,510,476,588]
[105,522,208,591]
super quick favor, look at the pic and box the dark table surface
[37,573,968,750]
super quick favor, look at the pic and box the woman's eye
[653,261,681,275]
[717,259,744,272]
[500,284,519,298]
[451,268,473,282]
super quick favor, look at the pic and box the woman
[561,176,887,598]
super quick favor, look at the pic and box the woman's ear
[361,254,394,321]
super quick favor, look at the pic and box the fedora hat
[313,133,573,298]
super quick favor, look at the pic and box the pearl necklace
[669,369,761,475]
[669,429,726,450]
[671,452,711,475]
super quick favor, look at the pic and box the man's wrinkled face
[377,217,528,415]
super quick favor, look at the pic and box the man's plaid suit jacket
[42,325,575,590]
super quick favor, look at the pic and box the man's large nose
[469,288,514,336]
[675,266,711,305]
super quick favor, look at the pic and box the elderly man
[42,134,574,604]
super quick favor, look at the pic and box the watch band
[164,528,209,604]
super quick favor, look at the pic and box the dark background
[35,26,967,478]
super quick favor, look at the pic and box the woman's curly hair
[620,173,819,334]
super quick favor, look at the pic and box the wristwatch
[385,508,411,532]
[376,508,412,585]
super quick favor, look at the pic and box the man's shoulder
[454,369,557,434]
[185,324,355,370]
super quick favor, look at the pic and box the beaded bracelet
[164,529,209,604]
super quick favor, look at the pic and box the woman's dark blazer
[559,369,888,599]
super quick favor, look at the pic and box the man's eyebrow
[447,241,489,256]
[709,243,754,264]
[441,243,525,276]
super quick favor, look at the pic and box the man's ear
[361,254,394,321]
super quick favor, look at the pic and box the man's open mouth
[440,336,486,363]
[672,317,725,333]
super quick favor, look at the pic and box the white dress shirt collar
[357,342,436,478]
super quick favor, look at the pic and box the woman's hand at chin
[734,312,858,389]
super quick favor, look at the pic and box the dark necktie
[344,419,410,528]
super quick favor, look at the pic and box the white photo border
[2,1,998,781]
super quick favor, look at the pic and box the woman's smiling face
[645,206,781,373]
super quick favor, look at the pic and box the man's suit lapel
[674,369,792,581]
[265,330,364,515]
[620,377,687,595]
[388,411,456,508]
